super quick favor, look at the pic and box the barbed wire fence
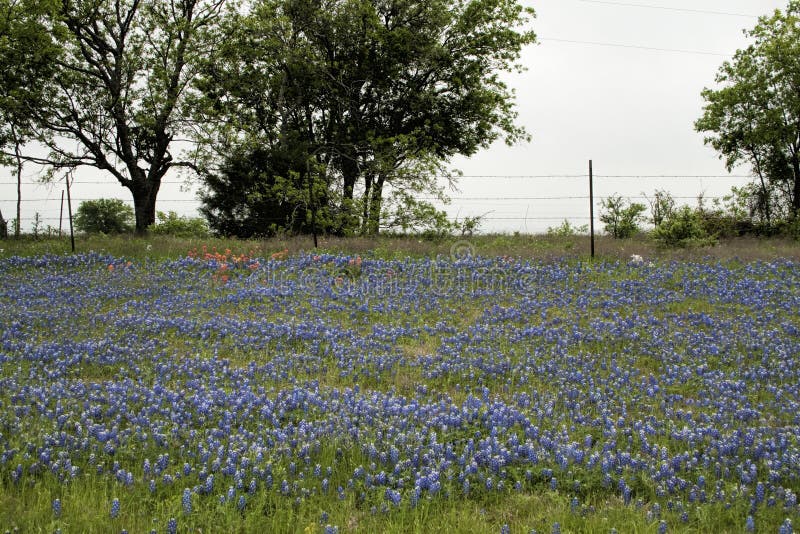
[0,171,755,236]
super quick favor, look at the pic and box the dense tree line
[3,1,800,238]
[0,0,535,236]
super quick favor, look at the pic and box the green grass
[1,231,799,262]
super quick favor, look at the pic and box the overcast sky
[0,0,788,234]
[447,0,787,232]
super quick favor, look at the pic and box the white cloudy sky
[0,0,787,234]
[447,0,786,232]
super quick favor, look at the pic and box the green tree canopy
[193,0,536,236]
[74,198,134,234]
[0,0,61,147]
[696,1,800,220]
[17,0,228,234]
[0,0,63,237]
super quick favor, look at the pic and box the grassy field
[1,232,800,261]
[1,235,799,532]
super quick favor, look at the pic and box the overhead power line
[541,38,732,57]
[575,0,759,18]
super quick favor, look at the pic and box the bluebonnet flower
[52,498,61,518]
[5,254,800,530]
[110,498,120,519]
[652,503,661,519]
[756,482,765,504]
[385,488,402,506]
[182,488,192,515]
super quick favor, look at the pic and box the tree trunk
[0,207,7,239]
[366,175,384,235]
[793,154,800,219]
[360,175,373,234]
[338,151,360,234]
[131,178,161,235]
[751,150,771,225]
[13,127,22,238]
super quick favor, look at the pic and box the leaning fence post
[66,172,75,253]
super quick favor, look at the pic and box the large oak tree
[23,0,227,233]
[195,0,536,236]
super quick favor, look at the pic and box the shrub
[652,206,717,248]
[774,217,800,240]
[546,219,588,237]
[644,190,675,228]
[600,195,646,239]
[200,143,329,238]
[74,199,134,234]
[151,211,210,238]
[383,193,476,239]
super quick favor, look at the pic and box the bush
[644,190,675,227]
[382,193,482,238]
[774,217,800,240]
[600,195,646,239]
[151,211,210,238]
[200,143,329,238]
[74,199,134,234]
[546,219,588,237]
[652,206,717,248]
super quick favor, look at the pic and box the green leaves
[193,0,535,236]
[0,0,62,147]
[74,198,135,234]
[599,195,646,239]
[696,1,800,219]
